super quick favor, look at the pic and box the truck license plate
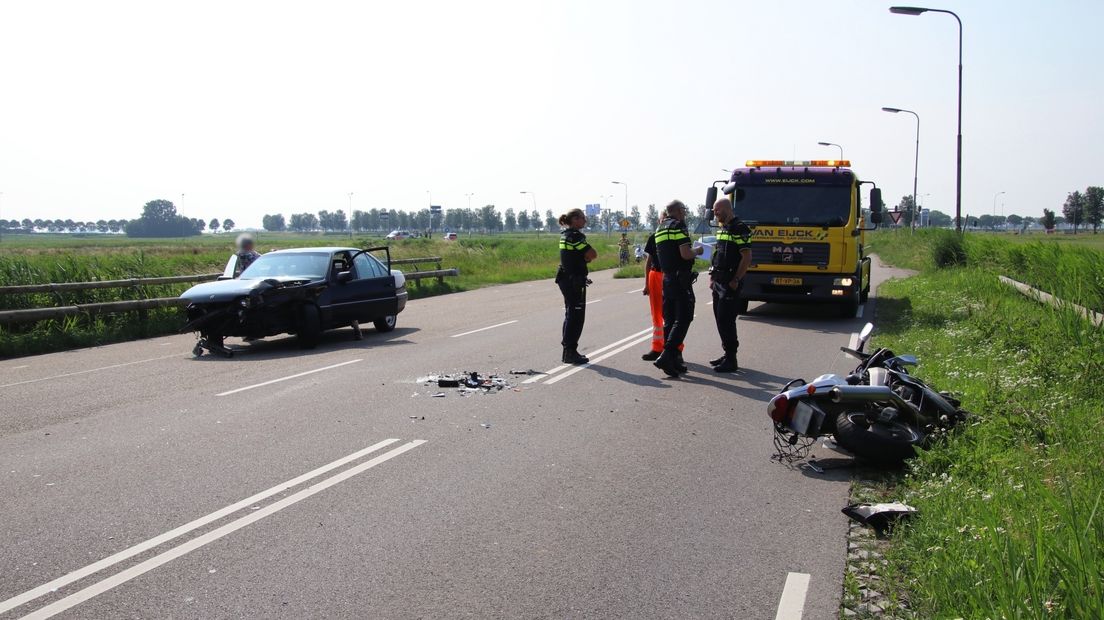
[772,277,803,286]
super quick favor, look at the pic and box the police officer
[653,200,703,377]
[556,208,597,364]
[708,197,753,372]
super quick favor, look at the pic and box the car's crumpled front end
[180,276,320,341]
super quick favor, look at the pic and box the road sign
[430,205,442,213]
[619,218,631,230]
[888,210,904,225]
[380,212,390,223]
[585,204,601,216]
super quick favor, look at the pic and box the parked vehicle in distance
[180,246,407,357]
[442,232,458,241]
[386,230,414,240]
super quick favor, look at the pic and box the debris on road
[419,371,514,396]
[509,369,538,375]
[480,423,491,429]
[842,502,917,535]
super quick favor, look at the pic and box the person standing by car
[232,233,261,277]
[708,197,753,372]
[556,208,597,364]
[640,208,684,363]
[652,200,702,377]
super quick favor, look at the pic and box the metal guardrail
[0,257,458,324]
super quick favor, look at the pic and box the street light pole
[817,141,844,160]
[882,107,920,232]
[466,193,474,210]
[890,6,963,233]
[992,190,1005,216]
[611,180,628,214]
[519,191,537,234]
[348,192,354,237]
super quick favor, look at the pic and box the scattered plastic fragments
[425,371,513,395]
[432,392,446,398]
[842,502,917,535]
[480,423,491,429]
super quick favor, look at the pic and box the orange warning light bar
[745,159,851,167]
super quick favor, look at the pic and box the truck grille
[750,242,830,267]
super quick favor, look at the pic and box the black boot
[675,353,689,374]
[641,350,661,361]
[563,348,589,365]
[653,352,680,378]
[713,354,739,373]
[709,354,727,366]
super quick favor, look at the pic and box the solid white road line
[0,438,401,616]
[216,359,362,397]
[774,572,811,620]
[11,365,29,370]
[625,288,643,294]
[522,327,652,384]
[544,333,653,385]
[450,320,518,338]
[585,299,603,305]
[19,440,426,620]
[0,354,183,390]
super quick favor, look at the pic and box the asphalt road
[0,257,911,619]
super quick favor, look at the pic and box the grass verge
[859,232,1104,618]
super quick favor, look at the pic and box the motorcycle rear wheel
[834,412,920,465]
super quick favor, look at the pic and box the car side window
[353,253,378,279]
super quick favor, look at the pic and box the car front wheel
[373,315,397,332]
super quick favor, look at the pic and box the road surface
[0,257,910,619]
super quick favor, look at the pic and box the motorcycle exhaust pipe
[829,385,915,412]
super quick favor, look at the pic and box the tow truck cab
[706,160,884,317]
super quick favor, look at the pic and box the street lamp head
[817,141,831,146]
[882,107,902,113]
[611,180,623,185]
[890,6,928,15]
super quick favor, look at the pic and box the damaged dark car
[181,246,407,357]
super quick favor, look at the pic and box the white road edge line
[19,440,426,620]
[847,331,860,351]
[216,359,362,396]
[0,354,184,390]
[523,327,651,384]
[450,320,518,338]
[545,333,652,385]
[0,438,401,616]
[774,572,811,620]
[625,288,642,294]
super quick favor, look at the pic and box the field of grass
[0,231,627,358]
[855,230,1103,617]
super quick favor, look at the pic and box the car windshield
[733,185,852,226]
[239,252,329,279]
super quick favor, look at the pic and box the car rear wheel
[373,315,397,332]
[298,304,322,349]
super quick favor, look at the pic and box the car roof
[266,247,361,254]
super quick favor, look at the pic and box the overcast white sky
[1,0,1101,227]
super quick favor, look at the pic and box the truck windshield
[733,185,852,227]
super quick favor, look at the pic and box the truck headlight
[833,277,854,287]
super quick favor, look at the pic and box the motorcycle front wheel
[834,412,921,465]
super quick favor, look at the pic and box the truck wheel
[834,412,920,465]
[297,304,322,349]
[373,315,397,333]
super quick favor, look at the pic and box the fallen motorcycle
[767,323,969,465]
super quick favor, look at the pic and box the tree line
[261,204,666,233]
[1,199,238,237]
